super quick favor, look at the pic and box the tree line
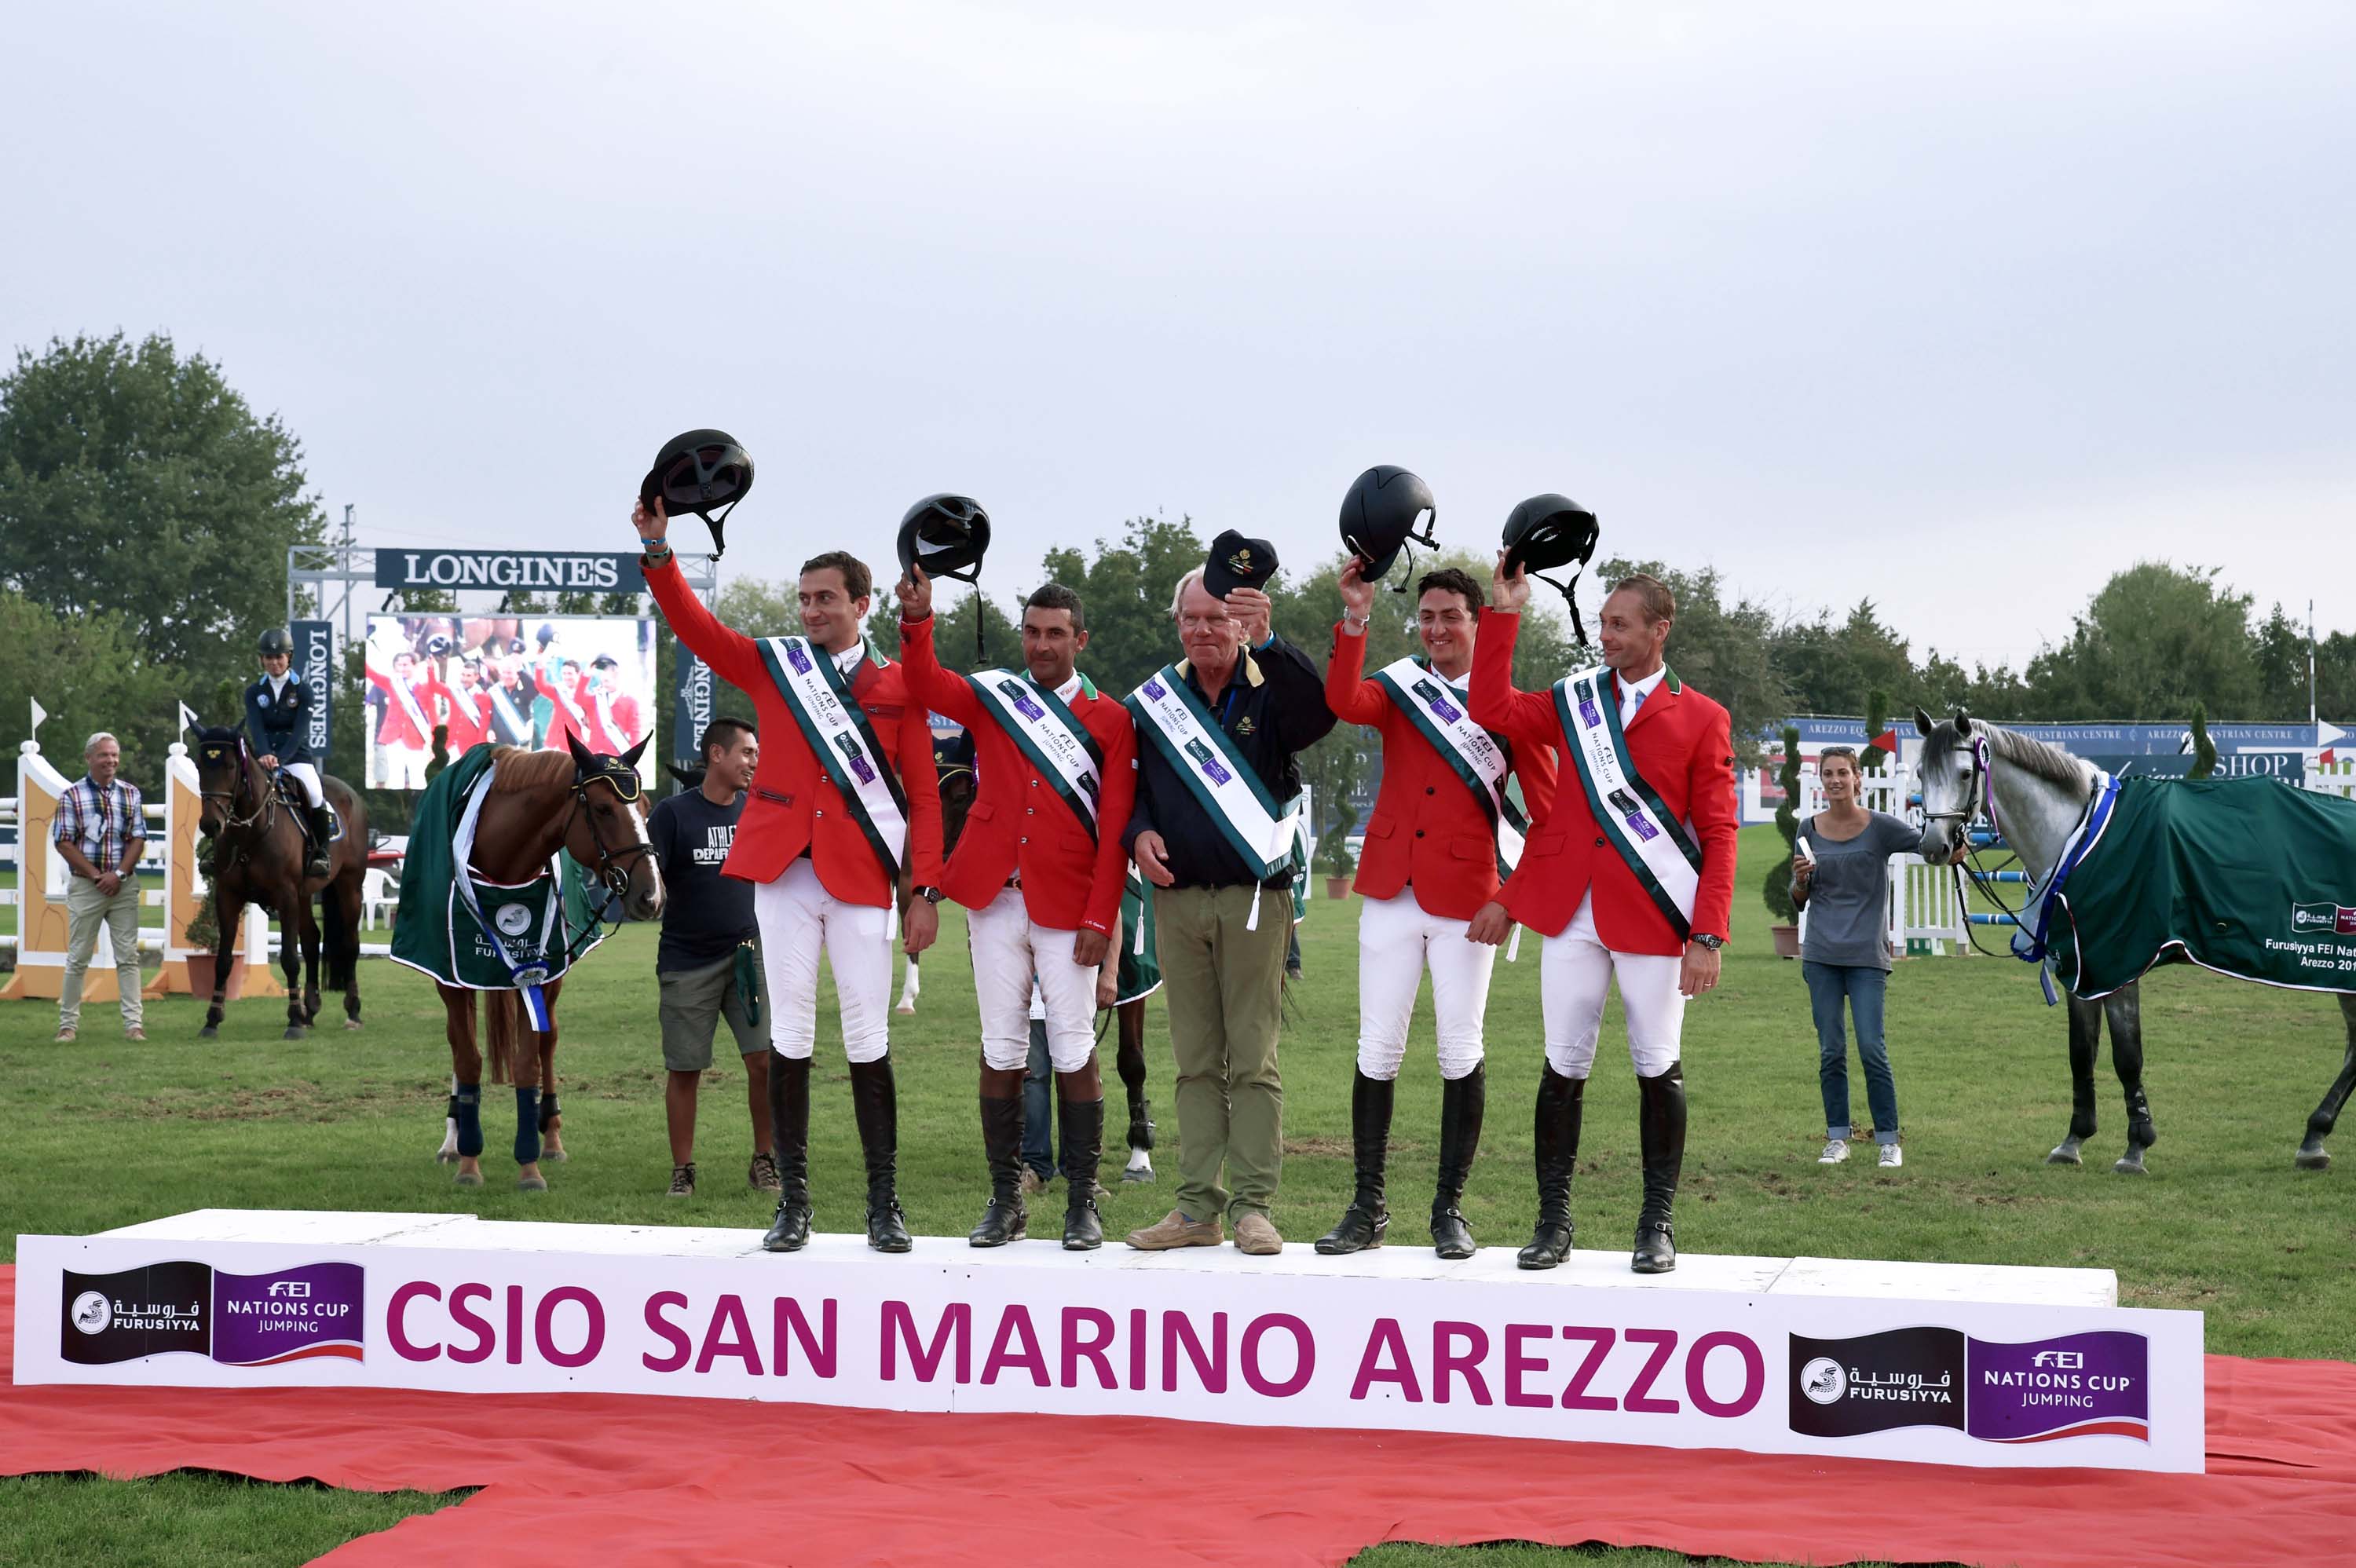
[5,334,2351,834]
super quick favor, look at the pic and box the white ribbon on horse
[447,760,565,1032]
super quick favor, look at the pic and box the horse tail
[485,989,517,1085]
[320,878,358,992]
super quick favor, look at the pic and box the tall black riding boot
[968,1090,1029,1247]
[1315,1070,1395,1255]
[304,804,334,878]
[1517,1066,1585,1270]
[1430,1062,1486,1259]
[848,1055,912,1252]
[1058,1087,1106,1250]
[1631,1061,1687,1274]
[762,1054,812,1253]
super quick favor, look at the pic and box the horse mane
[1978,723,2095,793]
[487,748,576,793]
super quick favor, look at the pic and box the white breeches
[969,886,1099,1073]
[756,859,892,1063]
[280,762,324,808]
[1539,894,1686,1079]
[1355,890,1496,1081]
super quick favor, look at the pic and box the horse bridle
[567,762,655,899]
[198,736,273,835]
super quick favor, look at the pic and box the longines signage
[372,550,644,591]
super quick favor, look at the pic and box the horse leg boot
[452,1083,485,1187]
[1119,1000,1155,1182]
[1315,1071,1394,1255]
[969,1066,1029,1247]
[1517,1067,1583,1270]
[1430,1062,1485,1260]
[513,1084,546,1190]
[763,1054,813,1252]
[1631,1062,1687,1274]
[1055,1069,1105,1251]
[849,1056,912,1252]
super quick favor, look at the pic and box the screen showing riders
[247,627,334,878]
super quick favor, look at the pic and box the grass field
[5,823,2351,1565]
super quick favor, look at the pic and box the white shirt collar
[829,639,867,676]
[1618,665,1666,702]
[265,672,292,696]
[1043,671,1083,704]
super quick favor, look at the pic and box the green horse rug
[389,746,605,1029]
[2044,773,2356,1000]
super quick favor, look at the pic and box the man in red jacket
[1469,565,1738,1274]
[1316,561,1559,1261]
[442,657,496,755]
[633,500,943,1255]
[894,567,1136,1251]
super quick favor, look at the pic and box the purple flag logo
[1966,1331,2148,1443]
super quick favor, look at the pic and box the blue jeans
[1804,961,1898,1144]
[1022,1020,1056,1179]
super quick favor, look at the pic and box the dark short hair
[800,551,873,601]
[1608,572,1676,624]
[1415,567,1484,616]
[701,716,757,762]
[1024,582,1086,634]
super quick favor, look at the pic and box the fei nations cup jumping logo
[63,1261,365,1368]
[1791,1327,2149,1445]
[2290,902,2356,938]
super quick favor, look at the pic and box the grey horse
[1914,708,2356,1173]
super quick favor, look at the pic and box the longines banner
[372,550,645,592]
[14,1216,2205,1471]
[673,649,714,773]
[291,620,334,758]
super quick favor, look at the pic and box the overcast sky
[9,2,2351,670]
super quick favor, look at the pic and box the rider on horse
[247,627,334,879]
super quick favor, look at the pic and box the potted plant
[1318,799,1359,901]
[1765,724,1803,959]
[183,838,244,1000]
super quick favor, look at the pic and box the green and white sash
[485,682,534,745]
[589,688,632,754]
[1553,665,1702,939]
[1128,663,1300,928]
[1372,656,1528,879]
[968,668,1103,838]
[759,636,911,886]
[545,674,591,737]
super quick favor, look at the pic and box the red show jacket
[899,615,1136,935]
[1326,623,1560,923]
[1466,609,1739,955]
[366,667,446,749]
[643,554,943,905]
[443,686,494,753]
[531,668,591,752]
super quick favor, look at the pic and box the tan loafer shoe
[53,1026,78,1044]
[1125,1208,1223,1250]
[126,1027,146,1041]
[1232,1213,1282,1256]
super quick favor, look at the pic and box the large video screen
[363,614,658,791]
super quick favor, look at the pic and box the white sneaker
[1878,1142,1904,1168]
[1818,1139,1850,1164]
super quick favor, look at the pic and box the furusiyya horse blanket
[389,745,604,992]
[2047,774,2356,998]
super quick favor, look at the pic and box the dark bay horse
[1915,709,2356,1172]
[437,736,664,1190]
[192,729,369,1039]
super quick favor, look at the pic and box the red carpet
[3,1266,2350,1567]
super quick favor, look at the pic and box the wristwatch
[1690,933,1725,950]
[914,886,943,905]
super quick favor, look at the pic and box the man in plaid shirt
[54,732,147,1043]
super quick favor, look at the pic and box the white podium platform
[16,1210,2204,1472]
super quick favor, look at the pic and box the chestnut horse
[437,736,664,1190]
[192,728,369,1039]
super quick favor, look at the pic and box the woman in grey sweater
[1792,747,1922,1168]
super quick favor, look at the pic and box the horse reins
[1930,733,2093,959]
[547,765,658,968]
[198,739,277,862]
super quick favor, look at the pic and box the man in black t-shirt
[649,717,767,1199]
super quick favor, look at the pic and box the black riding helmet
[1340,465,1438,588]
[258,628,292,656]
[895,493,992,584]
[640,429,755,559]
[1501,494,1601,645]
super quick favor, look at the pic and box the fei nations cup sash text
[969,670,1103,839]
[1128,665,1300,919]
[1554,666,1702,939]
[1373,656,1527,879]
[759,637,911,884]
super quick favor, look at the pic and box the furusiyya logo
[63,1261,365,1367]
[495,902,535,936]
[2290,902,2356,938]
